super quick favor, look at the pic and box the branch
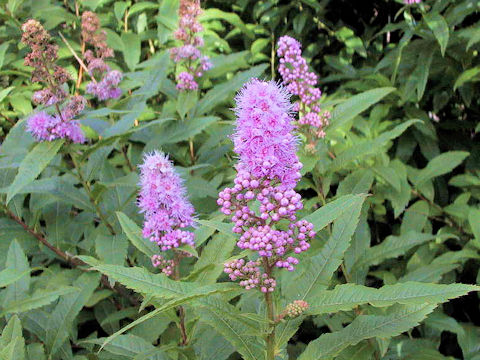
[1,205,139,306]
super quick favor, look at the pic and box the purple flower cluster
[27,110,85,144]
[138,151,196,274]
[224,259,276,292]
[218,80,315,292]
[82,11,122,101]
[170,0,212,91]
[277,36,330,139]
[404,0,421,4]
[151,255,175,276]
[22,20,86,143]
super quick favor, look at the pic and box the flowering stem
[189,138,195,165]
[263,259,276,360]
[174,251,188,345]
[69,152,116,235]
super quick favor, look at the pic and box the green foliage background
[0,0,479,359]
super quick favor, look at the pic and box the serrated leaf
[328,87,396,131]
[299,304,437,360]
[302,194,366,232]
[98,283,238,351]
[3,240,30,307]
[352,232,452,271]
[196,64,268,115]
[117,212,157,258]
[331,120,418,171]
[0,287,76,316]
[196,297,264,360]
[6,140,64,203]
[78,258,237,301]
[84,334,165,359]
[46,273,101,356]
[0,269,30,288]
[308,282,479,315]
[283,195,366,302]
[412,151,469,186]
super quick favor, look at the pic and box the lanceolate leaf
[302,194,366,232]
[0,287,76,316]
[79,257,237,300]
[331,120,419,171]
[328,87,396,131]
[6,139,64,203]
[424,12,450,56]
[0,268,30,288]
[412,151,470,186]
[352,232,454,271]
[97,284,240,351]
[299,304,437,360]
[283,194,366,302]
[46,272,101,356]
[196,297,264,360]
[308,282,479,315]
[117,212,158,258]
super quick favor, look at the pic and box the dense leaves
[0,0,479,359]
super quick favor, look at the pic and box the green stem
[174,252,188,345]
[263,259,276,360]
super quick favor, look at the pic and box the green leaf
[201,9,254,39]
[6,140,64,204]
[197,220,238,240]
[45,273,101,356]
[98,283,238,351]
[128,2,158,17]
[0,269,30,288]
[331,120,418,171]
[308,282,479,315]
[424,12,449,56]
[303,194,367,232]
[469,208,480,241]
[196,297,264,360]
[0,42,10,71]
[79,258,236,300]
[196,64,268,115]
[117,212,157,258]
[0,86,14,103]
[283,195,366,301]
[3,240,30,307]
[121,32,141,70]
[454,67,480,90]
[84,334,166,359]
[352,232,452,271]
[96,234,128,265]
[328,87,396,131]
[412,151,469,186]
[153,116,218,145]
[299,304,437,360]
[0,315,25,360]
[0,287,76,316]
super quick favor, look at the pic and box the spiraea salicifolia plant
[277,36,330,143]
[170,0,212,91]
[138,150,196,276]
[22,19,85,143]
[218,79,316,359]
[81,11,123,101]
[1,1,480,359]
